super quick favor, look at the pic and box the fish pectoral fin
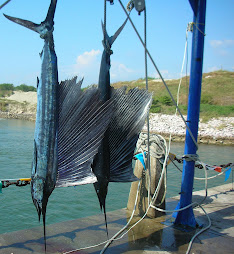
[32,140,38,174]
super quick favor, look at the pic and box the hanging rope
[103,0,107,45]
[118,0,199,151]
[0,0,11,9]
[143,5,152,187]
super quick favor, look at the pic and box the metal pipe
[174,0,206,227]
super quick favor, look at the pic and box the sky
[0,0,233,88]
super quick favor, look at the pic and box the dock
[0,183,233,254]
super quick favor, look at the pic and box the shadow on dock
[0,183,233,254]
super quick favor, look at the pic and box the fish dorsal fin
[108,87,152,182]
[56,77,114,187]
[101,14,129,49]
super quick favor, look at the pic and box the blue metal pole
[174,0,206,228]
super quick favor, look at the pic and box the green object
[0,181,2,193]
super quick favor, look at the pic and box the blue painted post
[174,0,206,228]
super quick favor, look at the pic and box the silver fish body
[93,15,152,235]
[4,1,58,249]
[31,32,58,219]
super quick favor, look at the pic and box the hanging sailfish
[4,0,113,250]
[92,17,152,233]
[4,3,60,247]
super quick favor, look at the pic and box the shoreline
[1,111,233,146]
[146,131,234,146]
[1,91,233,146]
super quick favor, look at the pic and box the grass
[0,99,8,112]
[111,70,234,120]
[1,70,233,120]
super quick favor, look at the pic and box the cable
[175,25,189,116]
[186,204,211,254]
[0,0,11,9]
[100,180,141,254]
[143,5,152,209]
[118,0,198,151]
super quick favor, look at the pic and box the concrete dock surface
[0,183,233,254]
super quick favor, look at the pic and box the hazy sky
[0,0,233,87]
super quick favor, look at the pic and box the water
[0,118,233,234]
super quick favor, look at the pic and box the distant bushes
[150,95,174,113]
[15,84,37,92]
[0,83,36,97]
[0,83,14,91]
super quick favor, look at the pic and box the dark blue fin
[3,0,57,34]
[56,77,113,187]
[102,14,129,47]
[109,87,152,182]
[3,14,40,33]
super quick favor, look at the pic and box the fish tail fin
[101,14,129,47]
[3,14,40,33]
[4,0,57,33]
[45,0,57,25]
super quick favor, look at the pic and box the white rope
[175,24,189,115]
[136,132,166,159]
[100,180,141,254]
[65,5,211,254]
[195,167,231,180]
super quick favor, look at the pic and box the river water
[0,118,233,234]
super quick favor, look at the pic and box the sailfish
[92,17,152,234]
[4,0,113,250]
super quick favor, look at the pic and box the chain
[173,156,233,170]
[1,179,31,189]
[126,0,134,12]
[187,22,206,36]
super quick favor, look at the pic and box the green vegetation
[0,83,14,90]
[0,99,8,112]
[0,83,36,98]
[15,84,36,92]
[1,70,233,120]
[112,70,234,120]
[0,83,14,97]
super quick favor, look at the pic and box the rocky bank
[1,91,233,145]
